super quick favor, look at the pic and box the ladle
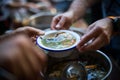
[62,62,87,80]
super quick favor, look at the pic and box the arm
[67,0,99,22]
[51,0,100,30]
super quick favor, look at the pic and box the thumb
[56,17,66,29]
[24,27,45,36]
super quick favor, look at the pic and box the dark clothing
[100,0,120,65]
[52,0,73,12]
[91,0,120,66]
[102,0,120,17]
[102,0,120,59]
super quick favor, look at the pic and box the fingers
[51,14,67,30]
[19,37,47,79]
[51,15,62,30]
[33,46,47,73]
[19,44,37,77]
[77,25,106,52]
[24,27,45,36]
[15,26,45,37]
[56,16,66,29]
[78,34,105,51]
[7,45,24,78]
[77,26,110,52]
[77,26,100,49]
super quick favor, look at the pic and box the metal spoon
[54,32,65,38]
[41,32,66,41]
[62,62,87,80]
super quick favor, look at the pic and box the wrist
[107,16,120,32]
[64,11,75,23]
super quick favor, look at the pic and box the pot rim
[96,50,112,80]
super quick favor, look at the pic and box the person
[51,0,120,64]
[39,0,73,12]
[0,27,47,80]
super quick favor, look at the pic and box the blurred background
[0,0,91,35]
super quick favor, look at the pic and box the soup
[41,32,76,49]
[47,61,107,80]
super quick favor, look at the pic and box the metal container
[29,12,56,30]
[46,50,112,80]
[79,50,112,80]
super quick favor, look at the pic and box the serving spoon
[62,62,87,80]
[40,32,66,41]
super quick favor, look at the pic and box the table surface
[108,57,120,80]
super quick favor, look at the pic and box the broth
[41,32,76,49]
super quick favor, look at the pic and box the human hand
[51,12,74,30]
[77,18,113,52]
[14,26,45,42]
[0,33,47,80]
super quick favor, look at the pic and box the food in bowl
[41,32,76,49]
[37,30,80,51]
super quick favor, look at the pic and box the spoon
[40,32,66,41]
[62,62,87,80]
[54,32,65,38]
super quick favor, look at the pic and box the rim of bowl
[96,50,112,80]
[36,30,80,52]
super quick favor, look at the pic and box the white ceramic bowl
[36,30,80,58]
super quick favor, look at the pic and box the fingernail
[56,24,60,28]
[40,31,45,34]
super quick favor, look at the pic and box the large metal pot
[46,50,112,80]
[79,50,112,80]
[28,12,56,30]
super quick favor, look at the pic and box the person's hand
[51,12,74,30]
[14,26,45,42]
[0,27,47,80]
[0,33,47,80]
[77,18,113,52]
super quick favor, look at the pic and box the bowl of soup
[36,30,80,58]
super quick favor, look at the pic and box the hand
[14,26,45,42]
[0,34,46,80]
[0,33,47,80]
[51,12,74,30]
[77,18,113,52]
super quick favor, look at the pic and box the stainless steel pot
[29,12,56,30]
[79,50,112,80]
[46,50,112,80]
